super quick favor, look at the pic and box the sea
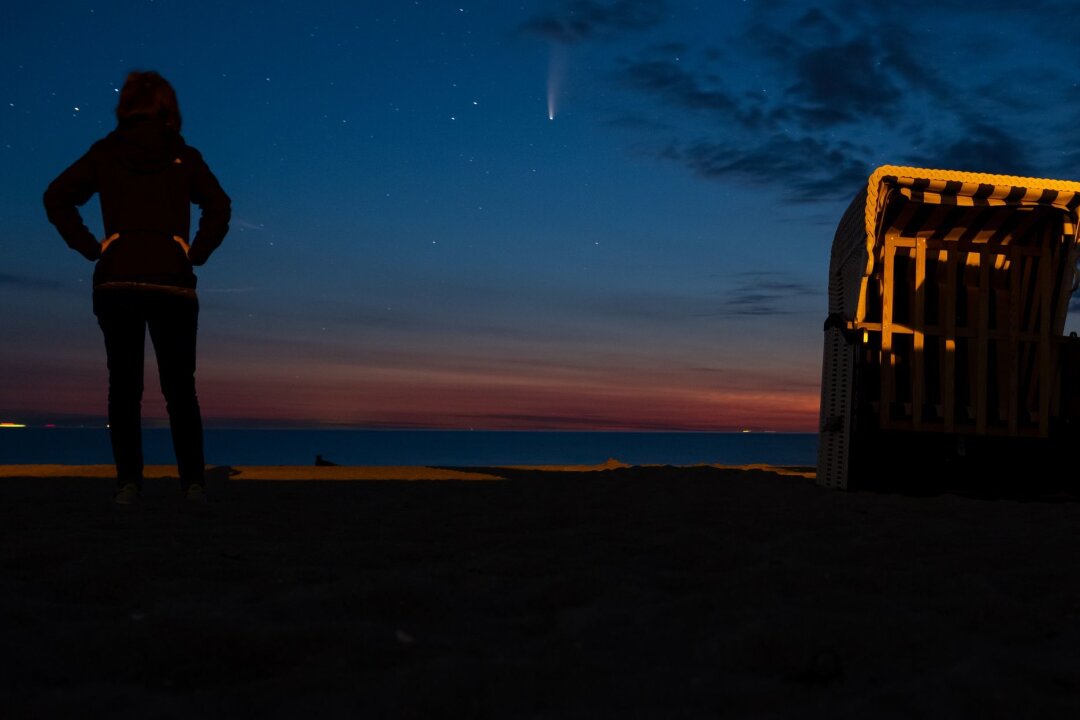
[0,428,817,468]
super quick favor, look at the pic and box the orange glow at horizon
[4,350,822,431]
[191,366,821,431]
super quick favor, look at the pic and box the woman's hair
[115,71,182,131]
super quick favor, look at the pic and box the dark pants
[94,289,205,490]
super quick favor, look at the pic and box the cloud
[675,136,870,203]
[687,364,821,393]
[0,273,71,291]
[231,218,265,231]
[577,272,818,321]
[709,273,819,317]
[443,411,655,430]
[621,58,740,115]
[614,41,884,200]
[522,0,667,43]
[607,3,1080,201]
[785,38,901,126]
[909,121,1035,178]
[201,286,257,294]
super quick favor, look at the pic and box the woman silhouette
[44,71,231,504]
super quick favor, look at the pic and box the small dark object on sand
[315,454,338,466]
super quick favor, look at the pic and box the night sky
[4,1,1079,431]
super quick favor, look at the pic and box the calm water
[0,428,817,467]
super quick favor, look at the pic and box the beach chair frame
[818,166,1080,489]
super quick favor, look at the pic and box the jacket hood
[104,116,186,174]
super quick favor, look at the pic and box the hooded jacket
[44,116,231,289]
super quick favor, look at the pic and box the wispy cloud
[522,0,668,43]
[201,286,257,294]
[673,136,869,202]
[0,273,71,291]
[716,272,818,317]
[621,56,745,117]
[231,218,265,231]
[576,272,818,321]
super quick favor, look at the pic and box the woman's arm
[43,150,102,261]
[186,148,231,266]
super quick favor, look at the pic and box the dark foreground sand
[2,463,1080,718]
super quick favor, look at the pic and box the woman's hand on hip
[173,235,191,257]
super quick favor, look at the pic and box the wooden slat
[1048,220,1072,335]
[913,236,926,429]
[944,245,958,432]
[1038,224,1054,435]
[890,238,1046,256]
[961,211,1010,427]
[881,234,896,427]
[1008,244,1021,433]
[889,204,950,427]
[976,256,991,433]
[856,323,1049,342]
[1019,245,1038,422]
[934,218,976,428]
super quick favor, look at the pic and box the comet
[547,44,566,120]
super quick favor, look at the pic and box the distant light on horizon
[0,422,27,428]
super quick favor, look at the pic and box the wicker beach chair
[817,166,1080,489]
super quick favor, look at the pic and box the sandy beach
[2,462,1079,718]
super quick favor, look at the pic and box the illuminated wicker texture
[817,166,1080,489]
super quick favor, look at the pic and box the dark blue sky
[4,1,1079,429]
